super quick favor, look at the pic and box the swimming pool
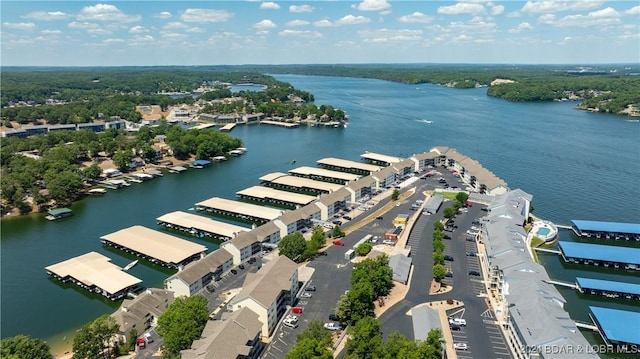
[537,228,551,236]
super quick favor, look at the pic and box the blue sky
[1,1,639,66]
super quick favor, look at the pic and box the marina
[236,186,317,209]
[190,159,211,169]
[45,208,73,221]
[156,211,248,241]
[317,157,382,175]
[570,220,640,240]
[194,196,284,224]
[168,166,188,173]
[589,306,640,347]
[289,166,360,184]
[557,241,640,270]
[259,172,344,195]
[576,277,640,300]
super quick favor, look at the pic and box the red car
[291,307,304,314]
[464,201,472,207]
[333,240,345,246]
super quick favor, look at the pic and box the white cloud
[68,21,99,29]
[163,22,187,30]
[490,5,505,16]
[438,3,486,15]
[313,20,334,27]
[23,11,69,21]
[103,38,125,43]
[77,4,141,23]
[162,32,188,41]
[352,0,391,12]
[41,29,62,35]
[181,8,233,23]
[279,29,322,38]
[545,7,622,27]
[260,2,280,10]
[287,20,310,27]
[253,19,277,29]
[359,28,422,42]
[132,34,155,42]
[626,6,640,15]
[129,25,148,33]
[3,22,36,30]
[289,5,315,13]
[336,15,371,25]
[87,28,111,35]
[452,34,473,42]
[187,27,205,33]
[521,1,603,14]
[156,11,172,19]
[399,12,433,24]
[508,22,534,33]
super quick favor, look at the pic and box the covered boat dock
[45,252,142,300]
[589,306,640,346]
[100,225,207,270]
[195,197,283,224]
[46,207,73,220]
[571,220,640,240]
[360,152,402,167]
[577,277,640,300]
[259,172,343,195]
[156,211,248,241]
[558,241,640,270]
[236,186,317,209]
[289,166,360,184]
[317,157,382,175]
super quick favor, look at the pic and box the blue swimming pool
[537,228,551,236]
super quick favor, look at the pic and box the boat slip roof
[260,172,343,192]
[45,252,142,295]
[576,277,640,296]
[590,306,640,345]
[101,225,207,265]
[237,186,317,205]
[317,157,382,173]
[571,220,640,235]
[360,152,402,165]
[558,241,640,265]
[195,197,283,221]
[157,211,248,238]
[289,166,360,182]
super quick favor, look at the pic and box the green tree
[126,328,138,352]
[433,264,447,282]
[391,189,400,200]
[432,230,444,242]
[1,335,51,359]
[310,225,326,248]
[331,225,345,238]
[443,207,456,218]
[433,252,444,266]
[82,163,102,180]
[432,239,445,253]
[156,296,209,358]
[433,221,444,231]
[455,192,469,203]
[345,316,383,359]
[278,232,307,262]
[296,320,333,349]
[284,337,333,359]
[351,255,393,297]
[72,314,121,359]
[112,150,132,172]
[355,242,372,256]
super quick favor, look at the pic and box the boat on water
[126,176,143,183]
[88,188,107,195]
[46,208,73,221]
[212,156,227,162]
[228,149,244,156]
[123,260,138,271]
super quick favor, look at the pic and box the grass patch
[530,236,544,248]
[433,190,460,200]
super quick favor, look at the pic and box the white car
[301,292,313,298]
[453,343,468,350]
[449,317,466,326]
[143,333,153,343]
[283,320,298,329]
[324,322,343,331]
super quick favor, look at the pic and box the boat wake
[416,119,434,124]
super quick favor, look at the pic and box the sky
[1,1,639,66]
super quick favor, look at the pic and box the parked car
[291,307,304,314]
[454,343,468,350]
[466,251,476,257]
[466,236,475,242]
[205,284,215,293]
[445,271,453,278]
[444,255,454,261]
[137,338,146,349]
[328,313,340,322]
[319,251,328,256]
[230,269,237,275]
[443,234,452,240]
[468,270,481,276]
[333,239,345,246]
[376,216,384,220]
[332,220,342,225]
[283,320,298,329]
[144,333,153,343]
[305,285,317,292]
[248,257,256,264]
[324,322,343,331]
[343,215,352,220]
[301,292,313,298]
[449,317,466,326]
[449,323,461,331]
[238,264,245,270]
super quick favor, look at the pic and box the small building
[393,214,409,226]
[191,159,211,168]
[423,195,444,214]
[389,254,412,285]
[111,288,175,336]
[385,226,403,241]
[221,231,262,265]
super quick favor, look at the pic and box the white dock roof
[195,197,283,221]
[289,166,360,182]
[317,157,382,173]
[45,252,142,295]
[157,211,248,238]
[262,173,343,192]
[237,186,317,206]
[100,225,207,265]
[360,152,402,164]
[259,172,288,182]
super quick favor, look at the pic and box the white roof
[360,152,402,164]
[317,157,382,173]
[45,252,142,295]
[289,166,360,182]
[195,197,283,221]
[261,172,343,192]
[237,186,317,206]
[100,225,207,265]
[156,211,248,238]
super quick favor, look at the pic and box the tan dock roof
[195,197,283,221]
[264,173,344,193]
[317,157,382,173]
[190,123,217,130]
[45,252,142,295]
[259,172,288,182]
[157,211,248,238]
[360,152,402,164]
[100,225,207,265]
[411,151,440,161]
[289,166,360,182]
[236,186,317,206]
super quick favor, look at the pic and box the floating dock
[259,172,343,195]
[219,123,236,132]
[236,186,317,209]
[194,196,283,224]
[45,208,73,221]
[289,166,360,184]
[557,241,640,270]
[589,306,640,347]
[317,157,382,175]
[577,277,640,300]
[156,211,248,241]
[570,220,640,240]
[260,120,299,128]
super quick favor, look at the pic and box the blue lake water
[1,74,639,352]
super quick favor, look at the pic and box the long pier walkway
[533,247,561,254]
[545,279,578,289]
[574,321,599,331]
[556,224,572,230]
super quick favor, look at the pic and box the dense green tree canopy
[1,335,51,359]
[156,296,209,359]
[72,314,120,359]
[278,232,307,262]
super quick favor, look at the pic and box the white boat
[213,156,227,162]
[88,188,107,195]
[228,149,244,156]
[236,147,248,153]
[126,176,143,183]
[123,260,138,271]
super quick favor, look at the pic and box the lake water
[1,74,639,351]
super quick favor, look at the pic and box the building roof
[231,255,297,309]
[411,305,442,342]
[590,306,640,345]
[236,186,317,206]
[172,248,233,285]
[112,288,175,333]
[46,252,142,295]
[389,254,412,284]
[182,307,262,359]
[289,166,360,182]
[576,277,640,296]
[360,152,402,165]
[571,220,640,235]
[346,176,376,191]
[195,197,283,221]
[100,225,207,265]
[411,151,440,162]
[48,208,72,216]
[558,241,640,265]
[277,204,321,226]
[156,211,248,238]
[424,194,444,214]
[371,165,397,181]
[317,157,382,173]
[263,173,344,193]
[317,187,352,207]
[192,159,211,166]
[247,221,281,243]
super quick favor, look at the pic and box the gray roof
[411,151,440,162]
[346,176,376,191]
[317,187,352,207]
[111,288,175,334]
[248,221,281,242]
[411,305,442,342]
[230,255,297,309]
[389,254,412,284]
[371,165,397,181]
[182,307,262,359]
[170,248,233,285]
[277,203,321,226]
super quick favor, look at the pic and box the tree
[1,335,51,359]
[331,225,345,238]
[391,189,400,200]
[355,242,372,256]
[278,232,307,261]
[432,239,445,253]
[433,221,444,231]
[296,320,333,349]
[433,264,447,282]
[82,163,102,180]
[345,316,383,359]
[156,296,209,358]
[443,207,456,218]
[351,255,393,297]
[432,230,444,242]
[455,192,469,203]
[112,150,132,172]
[433,252,444,266]
[310,225,326,248]
[284,337,333,359]
[72,314,121,359]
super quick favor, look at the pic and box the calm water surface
[2,75,639,351]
